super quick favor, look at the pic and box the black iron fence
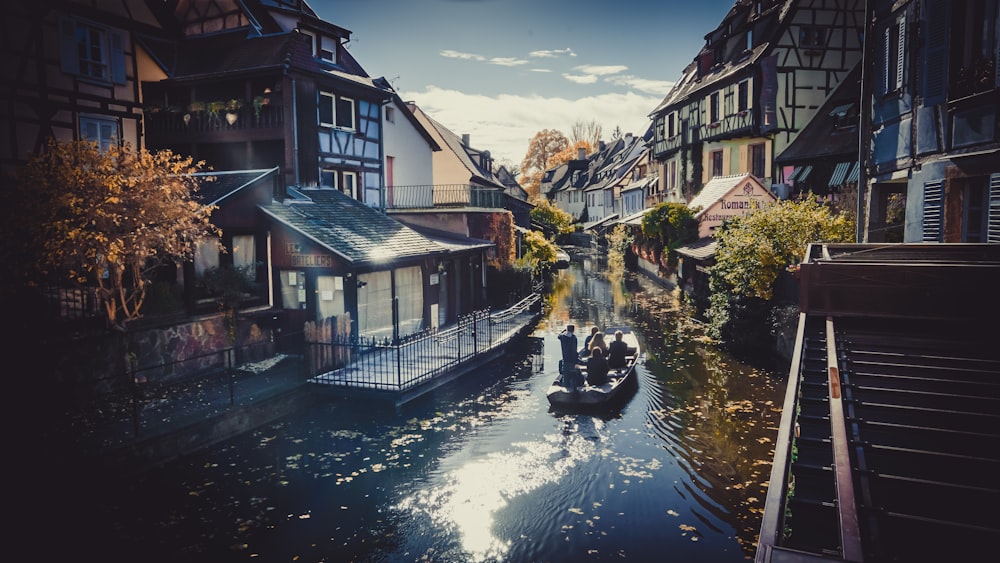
[307,292,542,391]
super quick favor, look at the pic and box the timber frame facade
[0,0,171,177]
[649,0,864,202]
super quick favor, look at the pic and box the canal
[91,250,785,562]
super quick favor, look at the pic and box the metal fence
[386,184,506,209]
[307,292,542,391]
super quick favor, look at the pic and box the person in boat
[558,325,583,387]
[607,330,628,369]
[586,347,610,386]
[588,331,608,357]
[582,327,601,356]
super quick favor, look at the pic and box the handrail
[826,317,864,562]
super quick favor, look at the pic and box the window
[80,115,117,152]
[949,0,998,98]
[738,80,749,111]
[232,234,256,281]
[750,143,766,179]
[710,92,720,123]
[963,178,989,243]
[59,18,125,84]
[746,29,753,52]
[318,92,356,130]
[321,169,360,200]
[799,26,826,48]
[385,105,395,123]
[711,150,724,178]
[667,113,675,137]
[881,16,907,94]
[667,160,677,191]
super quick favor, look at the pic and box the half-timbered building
[649,0,864,201]
[1,0,170,176]
[861,0,1000,244]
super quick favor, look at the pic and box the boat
[547,327,640,409]
[554,248,570,269]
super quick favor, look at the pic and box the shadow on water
[83,249,784,563]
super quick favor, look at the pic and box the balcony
[386,184,505,210]
[144,103,284,146]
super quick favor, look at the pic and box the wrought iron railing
[307,292,542,391]
[386,184,506,209]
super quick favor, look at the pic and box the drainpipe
[291,78,300,187]
[379,98,390,214]
[856,0,873,243]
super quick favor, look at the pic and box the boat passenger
[586,347,610,386]
[607,330,628,369]
[583,326,601,353]
[558,325,582,386]
[589,332,608,357]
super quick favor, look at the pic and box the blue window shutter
[59,18,79,75]
[988,174,1000,244]
[922,180,944,242]
[922,0,949,105]
[895,18,906,91]
[110,31,126,84]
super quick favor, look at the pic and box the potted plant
[224,99,242,125]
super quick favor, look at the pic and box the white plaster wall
[383,99,434,187]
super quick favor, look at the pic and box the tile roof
[259,188,446,266]
[675,237,717,260]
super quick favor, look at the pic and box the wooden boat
[547,327,640,409]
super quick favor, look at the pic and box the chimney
[462,133,470,146]
[598,140,606,151]
[577,147,586,160]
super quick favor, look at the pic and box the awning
[787,164,813,183]
[829,162,853,187]
[846,162,860,183]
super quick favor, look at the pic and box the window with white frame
[385,105,395,123]
[80,115,117,152]
[321,168,359,199]
[59,18,126,84]
[738,80,749,111]
[318,91,356,130]
[880,15,907,95]
[710,92,720,123]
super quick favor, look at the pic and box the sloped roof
[688,173,757,212]
[191,167,279,205]
[409,226,494,253]
[259,189,446,266]
[675,237,718,260]
[776,62,862,163]
[411,105,503,189]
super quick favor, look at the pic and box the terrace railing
[386,184,506,209]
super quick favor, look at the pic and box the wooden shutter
[988,174,1000,244]
[110,31,126,84]
[59,18,79,75]
[922,0,950,105]
[922,180,944,242]
[894,18,906,91]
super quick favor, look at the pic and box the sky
[311,0,737,167]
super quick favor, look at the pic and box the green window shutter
[922,180,944,242]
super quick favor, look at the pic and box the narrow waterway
[92,250,785,562]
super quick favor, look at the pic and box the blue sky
[311,0,736,166]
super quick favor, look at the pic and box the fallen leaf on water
[667,510,679,517]
[569,507,584,514]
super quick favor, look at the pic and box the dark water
[90,253,784,562]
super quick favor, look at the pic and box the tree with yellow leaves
[2,139,220,330]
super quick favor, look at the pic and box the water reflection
[93,248,783,562]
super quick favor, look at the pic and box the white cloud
[605,74,674,95]
[489,57,529,67]
[529,48,577,58]
[563,73,599,85]
[399,85,658,165]
[440,49,485,61]
[529,68,552,73]
[573,64,628,76]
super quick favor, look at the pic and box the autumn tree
[520,129,569,200]
[530,198,574,235]
[706,198,855,350]
[515,229,559,275]
[639,202,699,269]
[2,139,220,330]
